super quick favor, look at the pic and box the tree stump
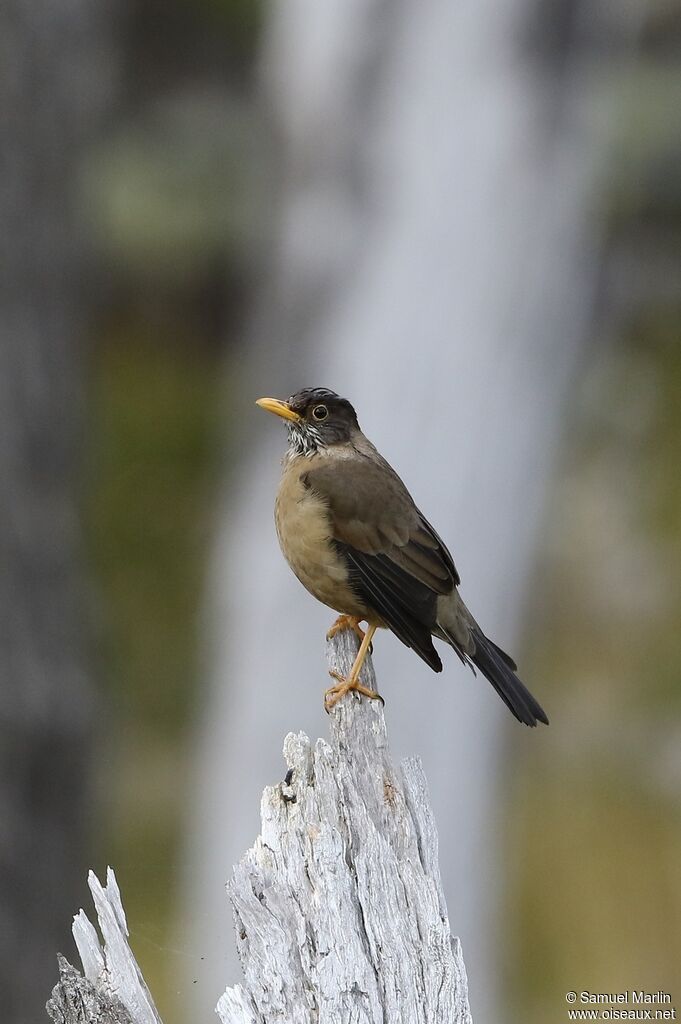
[47,632,472,1024]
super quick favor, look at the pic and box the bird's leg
[326,614,366,644]
[325,624,382,710]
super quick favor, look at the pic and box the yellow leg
[326,614,366,644]
[324,624,382,710]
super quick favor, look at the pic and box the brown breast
[274,456,369,618]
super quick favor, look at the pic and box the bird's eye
[312,405,328,421]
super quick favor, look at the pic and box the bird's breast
[274,462,367,617]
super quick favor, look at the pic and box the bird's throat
[286,422,326,459]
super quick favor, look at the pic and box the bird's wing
[302,453,460,671]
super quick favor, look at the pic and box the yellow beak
[255,397,303,423]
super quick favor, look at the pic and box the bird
[256,388,548,726]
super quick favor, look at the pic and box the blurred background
[1,0,679,1022]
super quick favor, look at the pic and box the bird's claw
[326,615,366,644]
[324,669,383,712]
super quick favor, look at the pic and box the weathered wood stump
[46,870,161,1024]
[47,632,472,1024]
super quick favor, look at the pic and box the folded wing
[303,453,459,671]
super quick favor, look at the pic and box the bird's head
[256,388,360,457]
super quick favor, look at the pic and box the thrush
[256,388,548,726]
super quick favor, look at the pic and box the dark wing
[303,452,459,671]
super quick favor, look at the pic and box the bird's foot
[324,669,383,711]
[326,614,366,644]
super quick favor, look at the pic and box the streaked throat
[285,422,326,459]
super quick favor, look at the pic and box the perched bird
[256,388,548,726]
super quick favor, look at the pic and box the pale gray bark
[219,631,472,1024]
[48,638,471,1024]
[46,869,162,1024]
[46,958,135,1024]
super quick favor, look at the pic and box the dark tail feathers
[470,629,549,727]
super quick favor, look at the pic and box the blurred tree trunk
[186,2,633,1022]
[0,4,110,1021]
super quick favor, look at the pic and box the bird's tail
[468,629,549,727]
